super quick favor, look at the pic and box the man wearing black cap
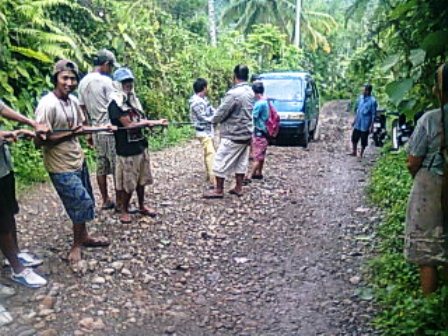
[78,49,120,210]
[35,60,114,264]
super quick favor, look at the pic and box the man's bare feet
[139,206,157,217]
[68,246,82,264]
[228,188,243,197]
[203,189,224,199]
[82,236,110,247]
[101,200,115,210]
[119,213,132,224]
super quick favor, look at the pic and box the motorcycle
[390,111,424,151]
[372,109,387,147]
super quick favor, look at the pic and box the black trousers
[351,129,369,148]
[0,172,19,234]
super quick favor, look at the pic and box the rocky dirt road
[1,101,380,336]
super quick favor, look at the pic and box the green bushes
[1,0,310,186]
[148,126,194,152]
[368,150,448,335]
[10,141,47,186]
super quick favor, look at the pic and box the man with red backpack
[246,81,276,181]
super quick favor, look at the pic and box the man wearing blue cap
[108,67,168,224]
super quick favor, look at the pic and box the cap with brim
[96,49,121,67]
[53,60,79,77]
[113,67,135,82]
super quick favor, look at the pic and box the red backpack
[266,99,280,138]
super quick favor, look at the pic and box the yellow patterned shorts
[116,149,153,194]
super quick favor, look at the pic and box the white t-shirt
[78,72,114,128]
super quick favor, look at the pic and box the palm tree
[208,0,217,46]
[221,0,293,36]
[220,0,337,51]
[294,0,302,47]
[0,0,97,66]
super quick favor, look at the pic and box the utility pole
[208,0,217,47]
[294,0,302,48]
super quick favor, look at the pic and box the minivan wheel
[309,121,318,141]
[299,122,309,148]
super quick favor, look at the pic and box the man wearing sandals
[108,67,168,223]
[204,65,254,198]
[189,78,216,188]
[246,81,270,182]
[78,49,120,210]
[0,100,48,288]
[35,60,113,264]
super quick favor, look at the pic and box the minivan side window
[312,82,319,99]
[306,82,312,99]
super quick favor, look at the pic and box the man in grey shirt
[204,64,254,198]
[78,49,120,210]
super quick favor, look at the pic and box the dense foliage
[345,0,448,116]
[220,0,337,52]
[0,0,306,185]
[353,1,448,333]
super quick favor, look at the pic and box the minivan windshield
[262,78,304,101]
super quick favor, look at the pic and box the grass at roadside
[148,125,194,151]
[368,148,448,335]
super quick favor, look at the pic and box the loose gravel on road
[0,101,381,336]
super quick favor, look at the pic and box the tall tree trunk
[208,0,217,47]
[294,0,302,48]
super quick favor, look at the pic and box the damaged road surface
[1,101,379,335]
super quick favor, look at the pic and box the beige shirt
[35,92,85,173]
[78,72,114,128]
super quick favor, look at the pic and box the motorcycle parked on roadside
[390,111,424,151]
[372,109,387,147]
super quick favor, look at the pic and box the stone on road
[0,100,378,335]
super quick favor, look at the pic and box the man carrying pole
[78,49,120,210]
[189,78,216,188]
[35,60,113,264]
[108,67,168,224]
[0,100,48,288]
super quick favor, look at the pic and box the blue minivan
[258,71,320,147]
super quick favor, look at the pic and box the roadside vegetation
[369,149,448,335]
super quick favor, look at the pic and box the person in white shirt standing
[78,49,120,210]
[189,78,216,188]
